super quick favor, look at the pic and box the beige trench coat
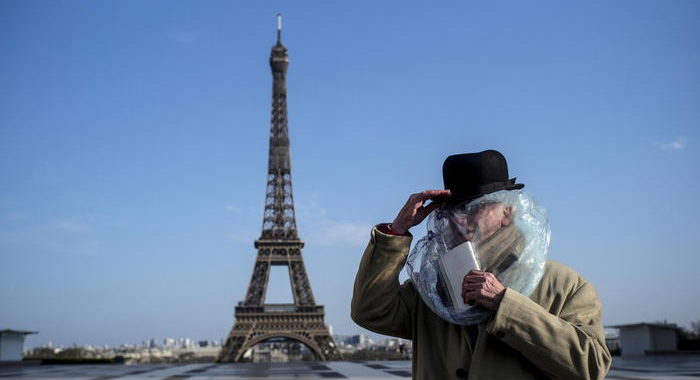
[351,227,611,380]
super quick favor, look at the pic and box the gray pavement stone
[0,356,698,379]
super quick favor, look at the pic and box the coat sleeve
[350,226,417,340]
[486,280,612,380]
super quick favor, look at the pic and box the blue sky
[1,0,698,348]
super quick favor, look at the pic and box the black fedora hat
[442,150,524,202]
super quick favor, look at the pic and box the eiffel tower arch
[218,15,341,363]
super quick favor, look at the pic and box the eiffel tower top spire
[276,13,282,45]
[261,13,297,240]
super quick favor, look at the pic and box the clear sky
[1,0,698,348]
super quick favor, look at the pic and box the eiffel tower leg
[244,261,270,305]
[218,335,245,362]
[314,332,343,361]
[218,321,254,362]
[289,260,314,305]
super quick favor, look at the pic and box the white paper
[437,241,480,311]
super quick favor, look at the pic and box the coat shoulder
[539,261,589,296]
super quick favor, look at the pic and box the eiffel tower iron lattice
[218,16,341,363]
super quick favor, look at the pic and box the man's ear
[501,205,513,226]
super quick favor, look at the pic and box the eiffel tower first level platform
[218,301,340,362]
[218,15,341,362]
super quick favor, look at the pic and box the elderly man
[351,150,611,379]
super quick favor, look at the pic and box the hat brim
[446,179,524,203]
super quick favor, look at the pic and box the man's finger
[462,283,481,291]
[416,189,451,201]
[462,290,479,304]
[462,274,479,286]
[464,275,487,283]
[423,201,442,214]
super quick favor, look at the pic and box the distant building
[335,334,369,347]
[612,323,678,356]
[604,328,621,355]
[0,329,37,361]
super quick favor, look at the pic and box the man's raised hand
[390,189,451,235]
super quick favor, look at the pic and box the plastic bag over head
[405,189,550,325]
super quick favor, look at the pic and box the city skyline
[1,1,699,350]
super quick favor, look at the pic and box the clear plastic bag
[405,189,550,325]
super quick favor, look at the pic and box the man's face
[449,202,513,244]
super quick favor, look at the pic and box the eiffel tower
[218,15,341,363]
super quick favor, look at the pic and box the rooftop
[0,330,37,336]
[609,323,679,330]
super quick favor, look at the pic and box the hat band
[451,178,519,200]
[476,179,517,194]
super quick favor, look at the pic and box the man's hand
[462,270,506,311]
[390,189,451,235]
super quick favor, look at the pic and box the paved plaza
[1,356,699,379]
